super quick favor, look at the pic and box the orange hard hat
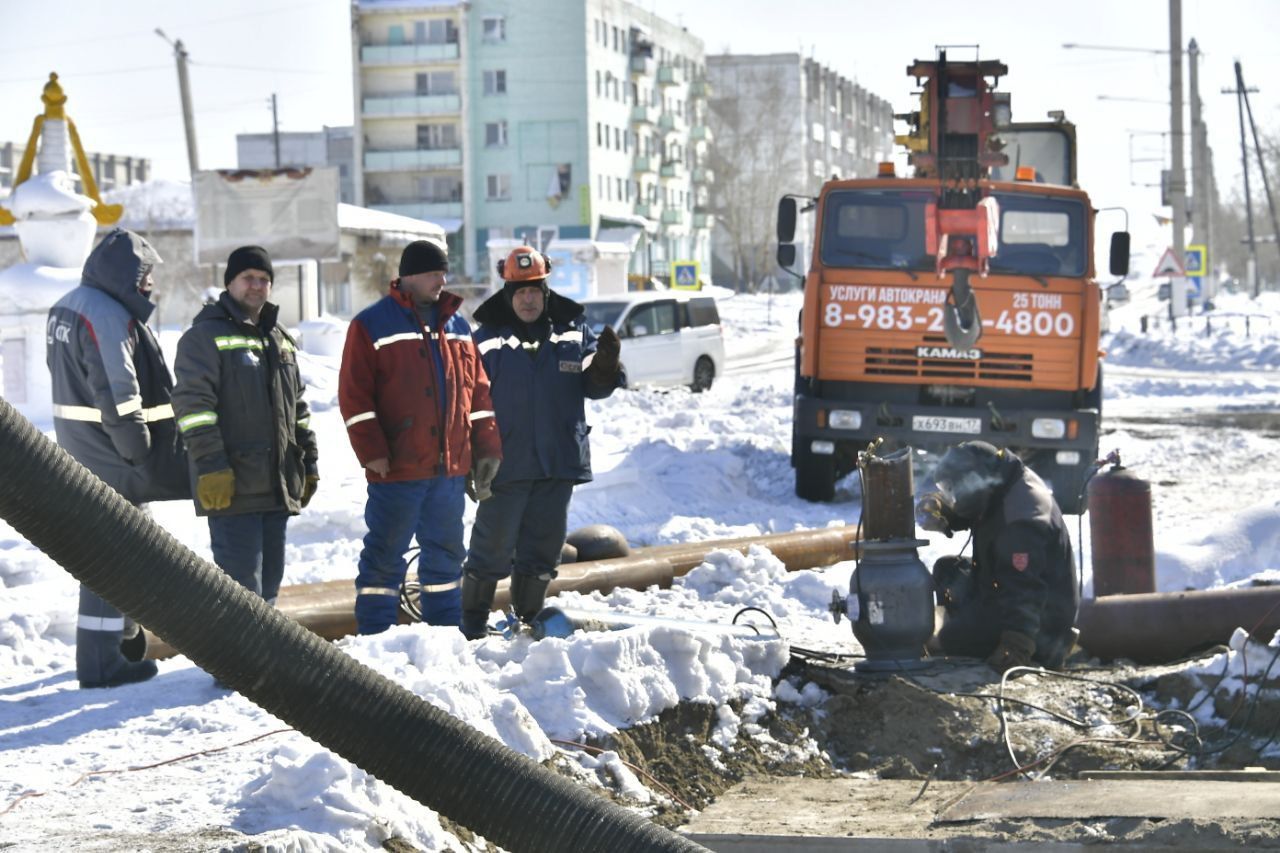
[497,246,552,282]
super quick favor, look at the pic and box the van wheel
[691,356,715,392]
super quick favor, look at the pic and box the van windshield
[582,301,628,333]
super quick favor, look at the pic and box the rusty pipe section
[1077,585,1280,663]
[145,526,863,659]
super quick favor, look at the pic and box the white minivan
[580,292,726,392]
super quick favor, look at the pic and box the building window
[485,121,508,148]
[414,19,457,45]
[486,174,511,201]
[416,71,457,95]
[481,16,505,42]
[418,176,462,202]
[596,70,602,97]
[483,70,507,95]
[416,123,458,150]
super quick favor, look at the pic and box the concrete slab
[682,773,1280,851]
[939,779,1280,821]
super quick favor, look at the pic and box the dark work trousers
[936,597,1071,668]
[207,510,291,604]
[464,478,574,583]
[355,476,465,634]
[76,503,155,687]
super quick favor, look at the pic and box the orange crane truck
[777,53,1130,513]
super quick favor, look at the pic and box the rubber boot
[460,574,497,640]
[119,617,148,663]
[509,572,552,625]
[77,587,158,689]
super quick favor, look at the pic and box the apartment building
[352,0,712,282]
[706,53,896,288]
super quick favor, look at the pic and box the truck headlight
[1055,451,1081,466]
[1031,418,1066,439]
[810,440,836,455]
[828,409,861,430]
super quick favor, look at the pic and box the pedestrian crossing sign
[671,261,700,290]
[1185,244,1207,280]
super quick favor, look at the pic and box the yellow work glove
[197,469,236,511]
[301,474,320,507]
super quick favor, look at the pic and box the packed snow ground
[3,284,1280,850]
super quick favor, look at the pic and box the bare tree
[706,62,804,292]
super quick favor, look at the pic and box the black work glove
[986,629,1036,673]
[587,325,621,384]
[466,456,501,501]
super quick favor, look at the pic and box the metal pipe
[530,606,778,641]
[1077,586,1280,663]
[145,527,862,659]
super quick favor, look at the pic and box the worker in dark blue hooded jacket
[46,228,189,688]
[916,440,1078,671]
[459,246,625,639]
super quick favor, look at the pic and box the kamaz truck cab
[777,52,1129,513]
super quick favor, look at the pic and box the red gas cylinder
[1087,463,1156,596]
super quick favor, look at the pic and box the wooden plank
[939,780,1280,822]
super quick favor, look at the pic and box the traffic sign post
[671,260,700,290]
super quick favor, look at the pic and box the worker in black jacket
[916,441,1078,671]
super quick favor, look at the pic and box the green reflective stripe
[297,416,311,429]
[279,339,297,352]
[214,335,264,351]
[178,411,218,432]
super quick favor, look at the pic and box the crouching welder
[916,440,1078,671]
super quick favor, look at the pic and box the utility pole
[1238,63,1280,287]
[1167,0,1189,318]
[271,93,281,169]
[156,29,198,177]
[1224,65,1260,296]
[1188,39,1213,300]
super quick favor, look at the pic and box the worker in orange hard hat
[459,246,626,639]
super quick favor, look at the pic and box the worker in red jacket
[339,239,502,633]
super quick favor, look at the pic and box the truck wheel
[795,443,836,502]
[690,356,715,392]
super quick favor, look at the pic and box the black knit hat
[224,245,273,286]
[399,239,449,277]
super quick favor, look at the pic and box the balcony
[634,202,659,220]
[630,105,656,125]
[362,94,460,118]
[659,160,684,180]
[630,54,653,76]
[690,124,713,143]
[361,43,460,65]
[633,155,657,175]
[693,211,715,229]
[688,79,712,99]
[657,65,683,87]
[691,167,714,185]
[661,208,684,226]
[363,148,463,171]
[657,112,682,134]
[371,201,463,221]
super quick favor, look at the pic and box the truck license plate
[912,415,982,435]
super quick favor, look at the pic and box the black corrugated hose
[0,399,704,853]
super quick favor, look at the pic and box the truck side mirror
[1109,231,1130,277]
[777,196,797,243]
[777,244,797,268]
